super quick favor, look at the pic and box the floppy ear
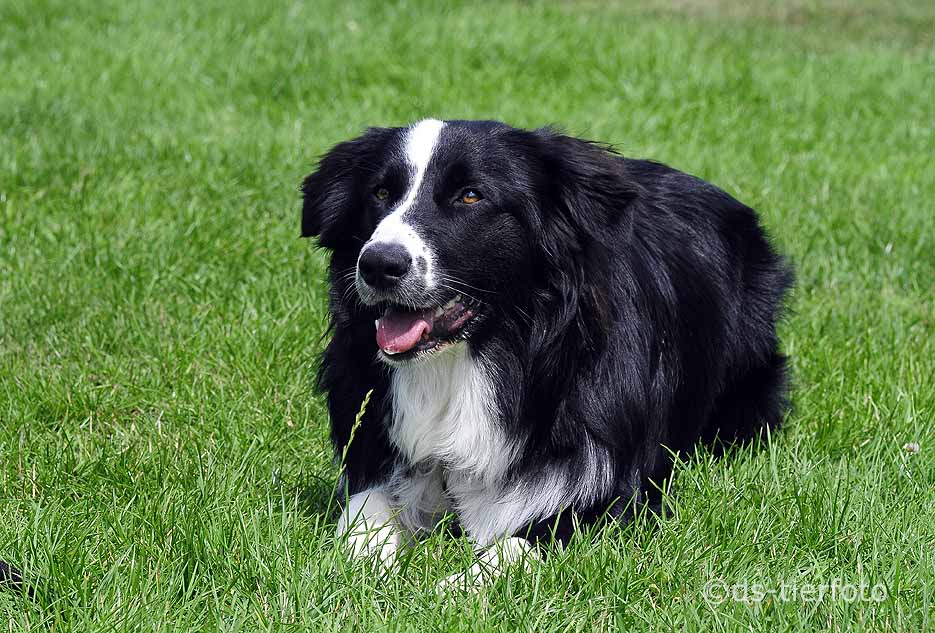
[300,127,392,244]
[530,127,640,246]
[517,129,643,384]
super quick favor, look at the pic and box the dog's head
[301,119,638,365]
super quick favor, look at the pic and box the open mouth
[375,294,481,361]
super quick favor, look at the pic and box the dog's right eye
[374,187,390,201]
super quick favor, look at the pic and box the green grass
[1,0,933,630]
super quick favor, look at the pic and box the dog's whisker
[437,283,482,307]
[438,274,495,295]
[341,282,362,306]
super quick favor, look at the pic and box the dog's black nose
[359,243,412,289]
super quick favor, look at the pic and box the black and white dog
[301,119,792,585]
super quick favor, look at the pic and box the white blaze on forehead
[363,119,444,283]
[394,118,445,218]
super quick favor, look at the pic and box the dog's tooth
[454,294,462,303]
[384,348,398,355]
[444,299,456,310]
[374,320,380,330]
[434,307,444,317]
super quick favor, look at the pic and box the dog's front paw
[343,522,402,565]
[337,489,404,566]
[436,537,538,595]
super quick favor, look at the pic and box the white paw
[337,489,403,566]
[436,537,539,595]
[344,523,401,564]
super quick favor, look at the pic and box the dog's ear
[300,127,392,244]
[530,127,640,244]
[516,129,643,373]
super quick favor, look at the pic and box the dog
[300,119,793,587]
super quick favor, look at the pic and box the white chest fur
[384,343,614,546]
[387,344,514,481]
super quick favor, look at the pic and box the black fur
[301,120,793,545]
[0,560,34,599]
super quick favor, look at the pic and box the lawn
[1,0,933,630]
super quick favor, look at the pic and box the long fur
[301,119,793,550]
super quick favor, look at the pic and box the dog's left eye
[459,189,482,205]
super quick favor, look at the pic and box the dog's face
[302,119,636,364]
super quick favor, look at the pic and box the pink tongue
[376,307,434,354]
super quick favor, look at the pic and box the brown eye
[460,189,482,204]
[374,187,389,201]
